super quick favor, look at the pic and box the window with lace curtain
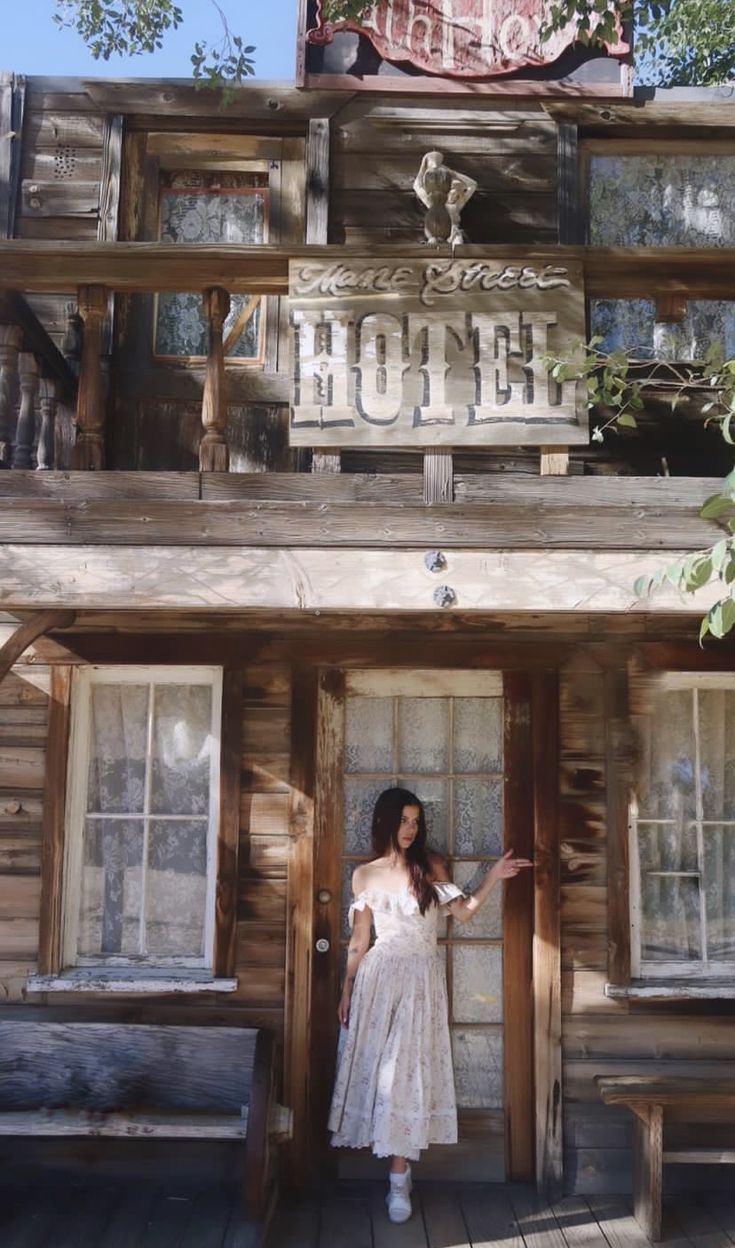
[630,673,735,980]
[61,667,223,973]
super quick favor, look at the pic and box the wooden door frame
[290,663,561,1191]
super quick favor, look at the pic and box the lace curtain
[78,681,214,963]
[589,154,735,359]
[635,683,735,969]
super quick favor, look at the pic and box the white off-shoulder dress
[328,881,463,1161]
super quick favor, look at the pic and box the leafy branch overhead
[53,0,255,85]
[542,342,735,641]
[53,1,735,88]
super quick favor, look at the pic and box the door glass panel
[344,777,387,855]
[345,698,395,773]
[398,697,449,772]
[454,778,503,856]
[399,775,449,854]
[452,1029,504,1108]
[453,945,503,1023]
[454,697,503,772]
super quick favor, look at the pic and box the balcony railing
[1,240,734,473]
[0,292,77,472]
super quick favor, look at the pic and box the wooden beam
[605,668,632,986]
[305,119,330,245]
[0,547,721,614]
[0,609,76,684]
[532,669,562,1197]
[0,72,25,241]
[309,669,345,1179]
[283,665,318,1187]
[503,672,535,1182]
[0,494,720,549]
[37,665,73,976]
[72,285,108,470]
[557,122,581,246]
[3,241,735,300]
[200,287,231,473]
[213,669,244,978]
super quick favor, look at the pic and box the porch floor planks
[3,1182,735,1247]
[509,1189,568,1248]
[421,1184,471,1248]
[551,1198,610,1248]
[671,1201,735,1248]
[460,1186,525,1248]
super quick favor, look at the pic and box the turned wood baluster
[36,378,57,470]
[200,286,231,472]
[0,324,22,467]
[73,285,108,470]
[12,352,39,469]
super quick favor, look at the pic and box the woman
[328,786,532,1224]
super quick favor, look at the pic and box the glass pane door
[339,670,505,1180]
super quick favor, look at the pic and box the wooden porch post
[200,286,231,472]
[73,284,108,470]
[0,610,76,686]
[533,669,563,1197]
[11,351,38,468]
[0,323,22,466]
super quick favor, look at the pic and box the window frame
[607,659,735,1001]
[34,663,242,994]
[629,671,735,981]
[62,665,222,973]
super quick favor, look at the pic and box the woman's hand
[337,984,353,1028]
[491,849,534,881]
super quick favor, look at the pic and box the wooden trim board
[0,546,722,613]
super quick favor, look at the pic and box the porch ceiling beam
[0,609,76,684]
[2,241,735,299]
[0,546,718,614]
[0,497,720,550]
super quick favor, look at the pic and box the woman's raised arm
[432,850,533,925]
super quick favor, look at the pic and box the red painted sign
[307,0,628,80]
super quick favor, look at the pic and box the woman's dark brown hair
[371,787,437,914]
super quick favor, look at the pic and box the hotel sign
[306,0,629,81]
[289,257,588,448]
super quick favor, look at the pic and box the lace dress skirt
[328,883,461,1161]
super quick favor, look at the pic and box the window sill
[26,973,238,995]
[605,981,735,1002]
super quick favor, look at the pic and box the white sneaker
[386,1167,412,1223]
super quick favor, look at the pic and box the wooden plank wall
[329,100,558,246]
[559,654,735,1196]
[17,82,107,351]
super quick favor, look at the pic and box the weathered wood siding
[559,655,735,1196]
[329,101,558,247]
[17,83,109,356]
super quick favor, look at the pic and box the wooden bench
[0,1022,292,1220]
[596,1075,735,1242]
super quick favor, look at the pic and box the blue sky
[3,0,297,80]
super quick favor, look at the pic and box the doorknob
[315,938,330,953]
[317,889,332,904]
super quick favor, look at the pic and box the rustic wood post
[73,284,108,470]
[200,286,231,472]
[36,377,57,470]
[12,351,38,468]
[0,323,22,467]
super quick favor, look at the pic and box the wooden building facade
[1,19,735,1224]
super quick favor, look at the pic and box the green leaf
[701,494,735,520]
[616,411,638,429]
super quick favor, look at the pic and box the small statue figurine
[413,150,477,249]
